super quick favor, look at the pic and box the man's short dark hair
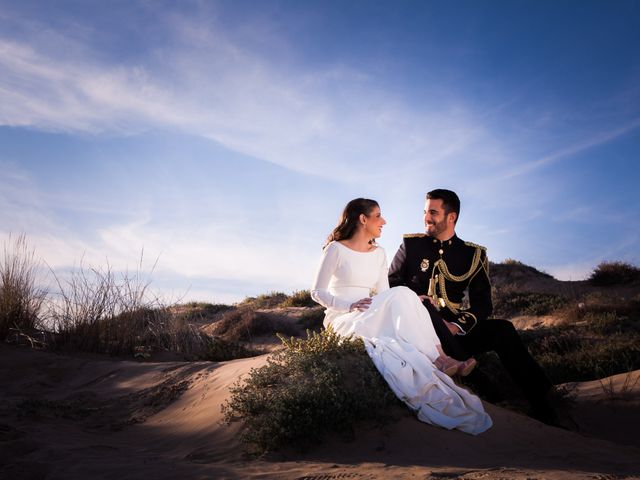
[426,189,461,222]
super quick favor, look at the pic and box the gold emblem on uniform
[420,259,430,272]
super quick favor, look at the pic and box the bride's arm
[310,243,352,312]
[374,248,390,294]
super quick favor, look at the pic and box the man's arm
[388,242,408,287]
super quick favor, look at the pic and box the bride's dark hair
[324,198,379,248]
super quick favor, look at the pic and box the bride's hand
[350,297,372,311]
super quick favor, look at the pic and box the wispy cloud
[501,116,640,179]
[0,5,498,182]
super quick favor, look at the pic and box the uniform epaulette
[464,241,487,250]
[403,233,427,238]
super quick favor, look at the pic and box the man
[388,189,557,424]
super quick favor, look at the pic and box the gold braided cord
[437,271,460,313]
[431,246,484,313]
[434,246,482,282]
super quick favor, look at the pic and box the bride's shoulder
[370,243,386,254]
[324,240,341,253]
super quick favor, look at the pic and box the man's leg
[459,319,553,405]
[422,302,470,360]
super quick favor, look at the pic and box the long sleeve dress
[311,241,492,435]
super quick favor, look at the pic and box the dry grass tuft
[214,308,299,342]
[0,234,47,341]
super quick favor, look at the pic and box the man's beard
[425,220,446,237]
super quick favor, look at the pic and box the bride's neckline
[335,240,378,254]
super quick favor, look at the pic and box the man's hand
[444,321,460,335]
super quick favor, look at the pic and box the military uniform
[388,233,553,408]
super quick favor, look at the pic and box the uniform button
[438,249,443,255]
[433,239,437,243]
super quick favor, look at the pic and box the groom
[388,189,558,424]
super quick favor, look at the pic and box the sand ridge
[1,344,639,480]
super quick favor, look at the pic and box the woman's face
[362,206,386,239]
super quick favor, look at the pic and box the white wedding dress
[311,241,492,435]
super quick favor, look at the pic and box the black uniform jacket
[388,233,492,334]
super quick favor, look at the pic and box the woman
[311,198,491,435]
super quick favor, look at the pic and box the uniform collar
[427,233,458,246]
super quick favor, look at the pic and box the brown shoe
[434,355,461,376]
[457,358,477,377]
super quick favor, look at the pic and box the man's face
[423,198,454,239]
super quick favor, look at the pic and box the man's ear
[448,212,458,225]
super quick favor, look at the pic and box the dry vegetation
[3,236,640,453]
[0,234,47,343]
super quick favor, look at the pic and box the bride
[311,198,492,434]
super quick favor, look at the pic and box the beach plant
[0,234,47,341]
[46,255,252,360]
[589,261,640,286]
[238,291,289,309]
[278,290,317,308]
[492,290,568,318]
[296,307,325,332]
[222,328,400,453]
[518,306,640,384]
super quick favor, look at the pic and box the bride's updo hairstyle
[324,198,379,248]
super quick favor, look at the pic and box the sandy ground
[1,344,639,480]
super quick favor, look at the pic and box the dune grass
[0,234,47,343]
[214,308,300,342]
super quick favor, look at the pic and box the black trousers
[424,302,552,403]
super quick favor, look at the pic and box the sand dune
[1,344,639,480]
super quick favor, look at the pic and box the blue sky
[1,0,639,303]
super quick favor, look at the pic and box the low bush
[203,336,263,362]
[493,290,568,318]
[519,312,640,384]
[178,302,234,320]
[214,308,299,342]
[297,308,325,332]
[279,290,316,308]
[222,329,400,453]
[238,292,289,309]
[589,261,640,286]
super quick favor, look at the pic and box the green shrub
[0,234,46,341]
[297,308,325,332]
[519,315,640,384]
[238,291,289,309]
[493,291,568,318]
[179,302,234,320]
[222,329,400,453]
[589,261,640,286]
[203,336,263,361]
[279,290,316,308]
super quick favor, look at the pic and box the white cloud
[0,7,498,182]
